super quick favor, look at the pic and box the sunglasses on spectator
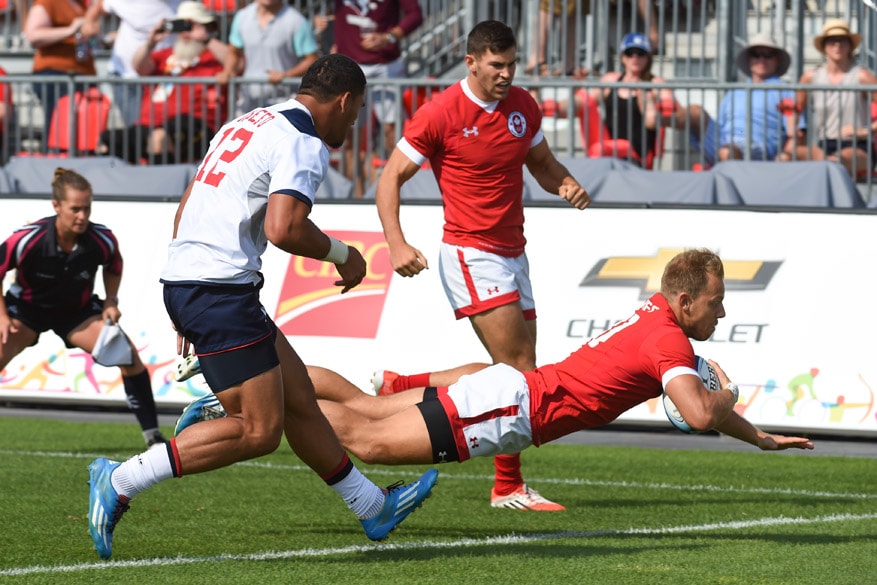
[749,49,778,59]
[823,36,850,45]
[623,48,648,57]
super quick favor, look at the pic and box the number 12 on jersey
[194,126,254,187]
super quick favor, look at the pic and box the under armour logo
[469,436,479,448]
[462,126,479,137]
[486,286,499,295]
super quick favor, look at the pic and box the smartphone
[162,19,192,33]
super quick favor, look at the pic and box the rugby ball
[663,356,720,434]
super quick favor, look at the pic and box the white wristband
[322,236,349,264]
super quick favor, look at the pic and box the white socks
[110,443,175,499]
[330,466,386,519]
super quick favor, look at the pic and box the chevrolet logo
[580,248,782,298]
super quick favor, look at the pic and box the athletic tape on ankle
[322,237,349,264]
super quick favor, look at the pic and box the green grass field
[0,417,874,585]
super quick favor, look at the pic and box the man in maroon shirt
[331,0,424,195]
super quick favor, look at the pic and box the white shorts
[358,58,405,125]
[436,363,533,462]
[438,242,536,320]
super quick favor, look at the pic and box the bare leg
[470,302,537,372]
[837,147,870,177]
[0,318,38,371]
[317,398,436,465]
[638,0,660,51]
[422,363,490,387]
[469,302,537,497]
[174,366,285,475]
[274,334,357,476]
[308,364,426,418]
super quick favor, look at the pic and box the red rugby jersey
[400,80,544,257]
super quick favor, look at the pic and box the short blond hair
[660,248,724,299]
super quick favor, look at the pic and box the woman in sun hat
[782,19,877,177]
[665,32,797,166]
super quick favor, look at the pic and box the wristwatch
[724,382,739,402]
[385,32,399,44]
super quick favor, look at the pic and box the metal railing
[2,73,877,200]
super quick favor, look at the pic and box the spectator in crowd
[23,0,95,138]
[587,32,672,167]
[538,32,673,167]
[82,0,181,127]
[668,33,798,167]
[376,21,591,512]
[98,1,232,164]
[332,0,424,196]
[218,0,319,115]
[0,168,166,448]
[781,19,877,178]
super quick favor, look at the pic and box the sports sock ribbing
[396,372,431,392]
[492,453,525,496]
[321,454,384,519]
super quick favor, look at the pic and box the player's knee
[347,434,393,465]
[244,421,284,457]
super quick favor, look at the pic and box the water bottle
[74,32,90,62]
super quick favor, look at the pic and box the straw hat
[813,19,861,53]
[735,33,791,78]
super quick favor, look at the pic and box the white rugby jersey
[161,99,327,285]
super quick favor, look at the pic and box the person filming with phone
[97,1,233,165]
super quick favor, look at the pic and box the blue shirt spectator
[667,33,803,166]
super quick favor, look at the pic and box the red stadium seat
[46,87,111,154]
[202,0,237,13]
[578,90,666,169]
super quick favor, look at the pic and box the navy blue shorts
[4,293,103,348]
[819,139,877,165]
[163,283,280,392]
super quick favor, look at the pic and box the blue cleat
[174,393,227,436]
[361,468,438,541]
[87,458,130,559]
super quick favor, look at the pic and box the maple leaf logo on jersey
[274,231,393,338]
[507,111,526,137]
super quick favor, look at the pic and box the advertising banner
[1,199,874,436]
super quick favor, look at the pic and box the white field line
[2,449,876,501]
[1,512,876,577]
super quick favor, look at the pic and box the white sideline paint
[2,512,876,577]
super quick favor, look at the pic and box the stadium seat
[577,90,666,170]
[202,0,237,12]
[47,87,111,154]
[18,88,111,157]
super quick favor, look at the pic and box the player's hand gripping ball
[663,355,720,434]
